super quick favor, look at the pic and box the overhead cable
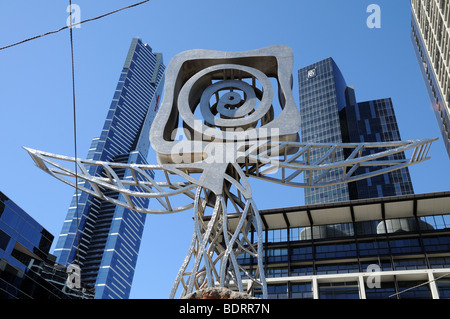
[0,0,150,51]
[68,0,80,269]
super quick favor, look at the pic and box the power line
[68,0,80,270]
[0,0,150,51]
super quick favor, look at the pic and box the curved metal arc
[248,161,415,188]
[24,147,200,214]
[244,138,436,188]
[251,139,435,170]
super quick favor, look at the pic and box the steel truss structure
[25,138,435,216]
[25,137,435,298]
[25,46,437,299]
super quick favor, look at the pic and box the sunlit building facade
[411,0,450,158]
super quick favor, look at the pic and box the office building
[298,58,350,204]
[411,0,450,158]
[233,58,430,299]
[53,38,165,299]
[339,89,414,199]
[234,191,450,299]
[298,58,414,205]
[0,191,93,299]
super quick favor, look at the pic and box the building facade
[411,0,450,158]
[298,58,414,205]
[339,90,414,199]
[238,57,434,299]
[53,38,165,299]
[0,191,93,299]
[234,192,450,299]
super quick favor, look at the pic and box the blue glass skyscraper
[298,58,413,205]
[298,58,351,205]
[53,38,165,299]
[339,89,414,199]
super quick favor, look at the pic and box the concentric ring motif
[178,64,273,130]
[149,45,301,165]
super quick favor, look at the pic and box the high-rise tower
[53,38,165,299]
[339,89,414,199]
[298,58,350,205]
[298,58,413,205]
[411,0,450,158]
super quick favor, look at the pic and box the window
[290,265,314,276]
[315,242,357,260]
[394,258,427,270]
[253,284,288,299]
[436,279,450,299]
[316,262,359,275]
[319,281,359,299]
[429,257,450,268]
[0,229,10,251]
[376,185,383,197]
[355,220,379,236]
[266,229,288,243]
[389,238,422,255]
[291,246,313,261]
[266,247,288,263]
[289,227,307,241]
[291,283,313,299]
[361,260,392,272]
[423,236,450,252]
[396,280,432,299]
[358,240,390,257]
[266,267,288,278]
[311,223,354,239]
[419,215,450,230]
[366,281,396,299]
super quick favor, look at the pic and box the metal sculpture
[25,45,437,299]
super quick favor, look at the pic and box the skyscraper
[298,58,414,205]
[339,90,414,199]
[53,38,165,299]
[298,58,350,205]
[410,0,450,158]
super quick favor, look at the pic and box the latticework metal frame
[25,138,435,215]
[24,137,435,298]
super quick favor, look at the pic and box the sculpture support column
[170,169,267,299]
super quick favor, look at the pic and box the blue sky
[0,0,449,299]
